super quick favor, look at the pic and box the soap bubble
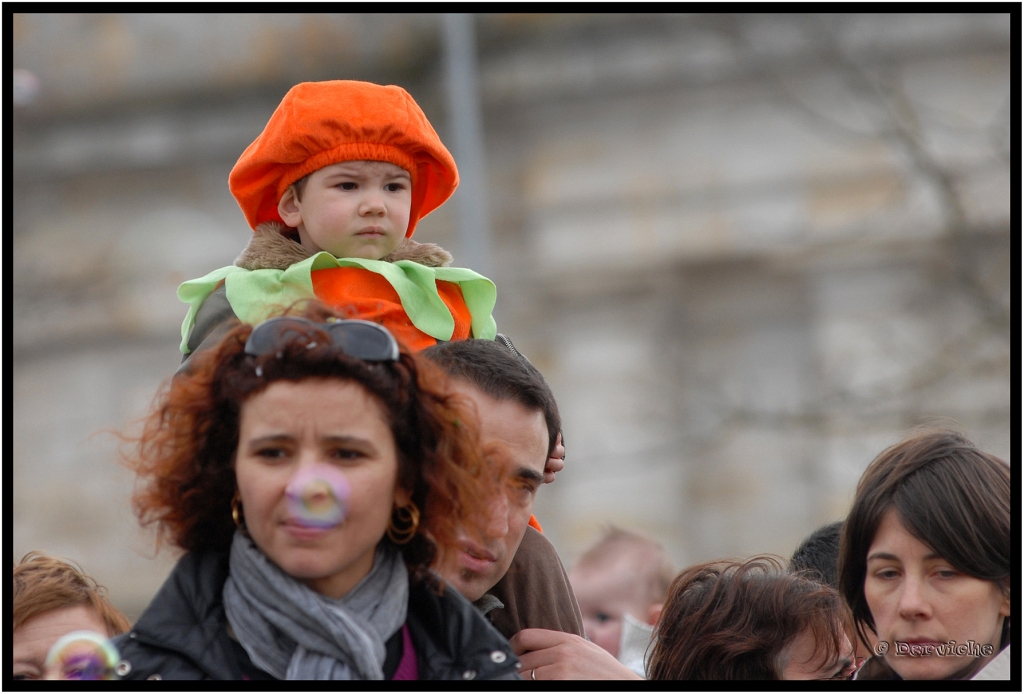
[44,630,120,680]
[286,465,351,529]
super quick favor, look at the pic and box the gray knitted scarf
[222,532,408,680]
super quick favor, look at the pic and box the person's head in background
[790,520,843,588]
[569,527,675,658]
[13,552,131,680]
[422,338,560,602]
[838,429,1010,680]
[791,519,875,667]
[648,556,856,680]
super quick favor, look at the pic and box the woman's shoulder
[112,550,248,680]
[405,574,520,681]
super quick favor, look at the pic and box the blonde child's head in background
[569,527,676,658]
[229,80,458,261]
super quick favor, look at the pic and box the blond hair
[574,527,676,605]
[13,552,131,636]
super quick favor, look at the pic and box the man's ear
[278,186,303,228]
[646,603,663,627]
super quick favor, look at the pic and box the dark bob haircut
[122,301,499,578]
[647,556,851,680]
[837,429,1011,649]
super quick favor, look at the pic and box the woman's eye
[936,569,959,579]
[332,449,363,461]
[875,569,900,580]
[255,447,287,459]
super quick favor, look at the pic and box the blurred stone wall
[13,13,1010,619]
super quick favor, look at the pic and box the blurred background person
[648,556,856,680]
[507,526,675,680]
[789,520,842,588]
[14,551,131,681]
[789,519,874,667]
[569,527,675,675]
[839,429,1010,681]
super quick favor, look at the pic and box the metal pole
[442,13,493,278]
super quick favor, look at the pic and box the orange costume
[178,80,496,360]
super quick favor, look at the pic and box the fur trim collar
[234,222,453,271]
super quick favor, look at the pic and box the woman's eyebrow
[866,551,899,562]
[321,435,376,448]
[246,434,294,445]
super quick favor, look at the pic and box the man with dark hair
[424,338,640,680]
[789,520,843,589]
[423,338,582,638]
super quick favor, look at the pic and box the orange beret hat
[229,80,458,237]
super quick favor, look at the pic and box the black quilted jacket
[112,550,520,681]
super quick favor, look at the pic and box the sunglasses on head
[244,316,400,363]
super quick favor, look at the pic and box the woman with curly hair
[112,303,520,680]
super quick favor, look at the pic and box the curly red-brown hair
[122,301,500,578]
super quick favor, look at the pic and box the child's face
[279,160,412,260]
[570,560,657,658]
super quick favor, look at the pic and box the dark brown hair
[838,429,1011,649]
[423,338,561,455]
[14,552,131,636]
[648,556,851,680]
[122,301,499,578]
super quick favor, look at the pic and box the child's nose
[360,191,387,215]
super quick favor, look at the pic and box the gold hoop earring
[231,492,246,532]
[386,502,420,545]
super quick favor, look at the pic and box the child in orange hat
[177,80,497,363]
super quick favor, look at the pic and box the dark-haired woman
[839,429,1010,680]
[647,556,856,680]
[113,305,520,680]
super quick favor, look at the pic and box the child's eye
[338,182,357,190]
[595,612,612,623]
[385,182,406,192]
